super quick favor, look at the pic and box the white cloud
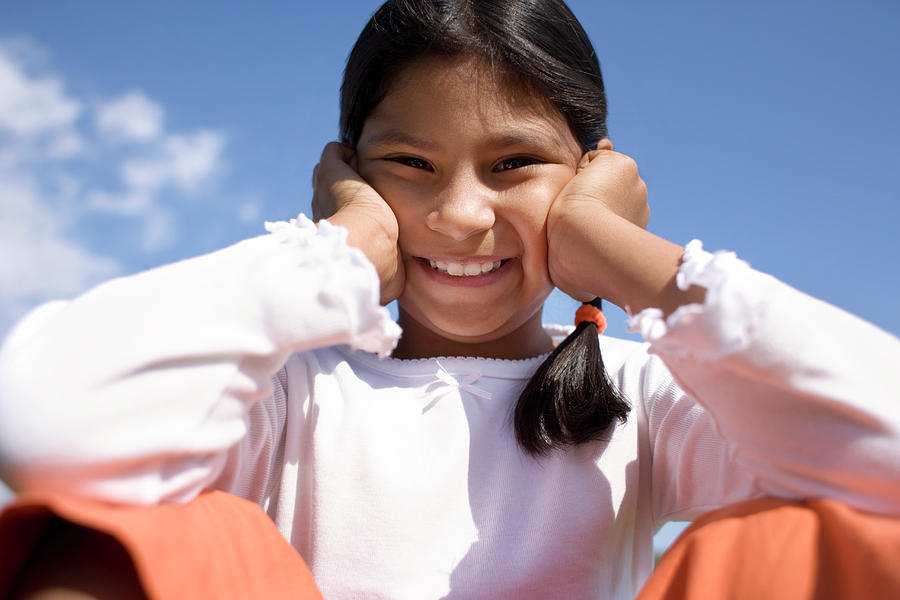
[0,46,81,137]
[0,42,114,334]
[94,91,163,143]
[121,130,226,193]
[0,42,86,170]
[0,37,233,336]
[0,175,120,334]
[46,129,86,159]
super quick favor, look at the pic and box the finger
[320,142,364,178]
[317,141,353,170]
[316,145,361,187]
[338,142,356,162]
[321,140,347,157]
[576,148,613,173]
[319,141,356,170]
[577,152,590,172]
[332,142,360,171]
[577,138,613,171]
[314,142,342,190]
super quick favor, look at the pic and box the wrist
[325,206,401,304]
[549,204,704,315]
[547,202,619,301]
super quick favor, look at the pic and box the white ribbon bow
[434,366,493,400]
[423,362,493,413]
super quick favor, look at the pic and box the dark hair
[340,0,630,455]
[514,299,630,455]
[340,0,607,151]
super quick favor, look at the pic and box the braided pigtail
[514,298,630,456]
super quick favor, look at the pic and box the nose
[426,170,495,241]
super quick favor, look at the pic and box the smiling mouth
[426,258,508,277]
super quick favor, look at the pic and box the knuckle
[638,180,648,196]
[622,155,639,174]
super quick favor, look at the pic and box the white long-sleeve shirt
[1,215,898,599]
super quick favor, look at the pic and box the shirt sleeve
[0,215,400,504]
[630,240,900,521]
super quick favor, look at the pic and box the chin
[426,312,514,342]
[398,292,547,346]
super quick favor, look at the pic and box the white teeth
[428,259,504,277]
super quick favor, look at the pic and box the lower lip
[416,258,514,287]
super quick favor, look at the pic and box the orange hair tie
[575,303,607,334]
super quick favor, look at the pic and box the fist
[546,144,650,303]
[312,142,391,222]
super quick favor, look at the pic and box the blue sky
[1,1,898,341]
[1,1,898,538]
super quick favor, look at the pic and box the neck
[391,308,554,360]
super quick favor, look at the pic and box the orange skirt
[0,490,321,599]
[2,492,899,599]
[637,497,900,600]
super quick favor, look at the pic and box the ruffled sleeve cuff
[263,214,401,358]
[627,240,767,361]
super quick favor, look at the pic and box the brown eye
[388,156,433,171]
[494,156,542,172]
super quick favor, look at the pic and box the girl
[2,1,899,598]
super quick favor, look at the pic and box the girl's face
[357,56,583,359]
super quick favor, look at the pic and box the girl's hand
[546,145,703,315]
[312,142,405,305]
[547,145,649,303]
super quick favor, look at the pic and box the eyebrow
[488,131,565,152]
[361,129,441,151]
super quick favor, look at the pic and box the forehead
[387,55,545,108]
[364,55,578,151]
